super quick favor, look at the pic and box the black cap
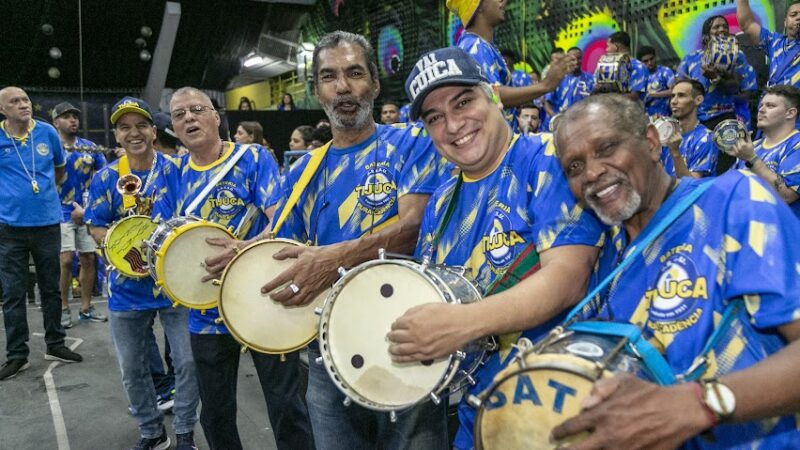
[52,102,80,120]
[153,112,176,137]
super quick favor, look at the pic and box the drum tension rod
[314,356,324,365]
[429,393,441,405]
[342,397,352,407]
[389,411,397,423]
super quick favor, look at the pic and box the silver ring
[288,283,300,295]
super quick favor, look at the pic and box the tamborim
[652,117,681,145]
[703,35,739,73]
[594,53,631,93]
[319,256,489,413]
[713,119,748,156]
[144,216,234,309]
[102,215,157,278]
[218,239,329,354]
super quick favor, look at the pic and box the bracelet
[691,381,718,428]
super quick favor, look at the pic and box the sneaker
[130,427,170,450]
[0,359,30,380]
[60,308,73,329]
[79,305,107,322]
[156,389,175,413]
[175,431,198,450]
[45,346,83,363]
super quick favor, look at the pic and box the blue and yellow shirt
[645,65,675,117]
[273,123,445,244]
[660,124,717,177]
[734,130,800,218]
[58,136,106,222]
[416,133,605,450]
[0,120,66,226]
[152,142,283,334]
[84,152,178,311]
[457,32,518,127]
[590,172,800,449]
[630,58,650,99]
[549,72,594,115]
[677,49,757,121]
[760,28,800,88]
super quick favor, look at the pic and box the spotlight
[140,26,153,38]
[243,53,264,68]
[49,47,62,59]
[48,67,61,79]
[41,24,53,35]
[135,37,147,48]
[139,49,152,62]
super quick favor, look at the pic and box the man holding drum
[85,97,199,450]
[730,85,800,217]
[551,94,800,448]
[151,87,313,450]
[387,47,605,449]
[660,79,718,178]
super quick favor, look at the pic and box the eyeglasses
[171,104,215,120]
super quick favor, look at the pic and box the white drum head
[159,225,232,308]
[325,262,449,408]
[220,240,328,354]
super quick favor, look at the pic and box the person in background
[638,45,675,118]
[737,0,800,88]
[277,93,295,111]
[606,31,649,102]
[51,102,107,328]
[238,97,253,111]
[544,46,593,130]
[310,125,332,148]
[380,101,401,125]
[289,124,314,150]
[153,112,180,156]
[517,103,542,135]
[233,121,263,146]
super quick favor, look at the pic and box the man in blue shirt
[737,0,800,88]
[661,79,718,178]
[638,45,675,118]
[606,31,649,103]
[52,102,107,328]
[552,94,800,449]
[731,85,800,217]
[0,87,82,381]
[545,46,594,128]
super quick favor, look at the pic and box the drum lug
[214,317,223,324]
[455,350,467,361]
[172,302,179,309]
[280,353,286,362]
[240,345,248,354]
[378,248,386,260]
[389,410,397,423]
[337,267,347,277]
[314,307,323,316]
[429,393,441,405]
[466,394,482,409]
[342,397,352,407]
[314,356,323,365]
[461,371,477,386]
[211,279,221,286]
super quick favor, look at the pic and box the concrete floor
[0,297,279,450]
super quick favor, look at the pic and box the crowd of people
[1,0,799,449]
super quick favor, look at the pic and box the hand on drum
[730,133,756,162]
[550,374,711,450]
[387,303,473,362]
[201,236,246,282]
[700,64,720,83]
[260,245,339,306]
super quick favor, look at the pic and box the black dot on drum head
[351,354,364,369]
[421,359,433,366]
[380,284,394,298]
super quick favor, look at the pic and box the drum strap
[185,143,252,216]
[565,178,715,324]
[483,244,541,297]
[270,141,331,237]
[118,156,137,210]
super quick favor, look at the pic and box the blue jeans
[306,346,449,450]
[109,308,199,438]
[0,224,65,360]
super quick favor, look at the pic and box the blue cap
[110,96,153,125]
[405,46,487,121]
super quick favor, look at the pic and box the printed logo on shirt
[644,245,709,331]
[208,181,246,219]
[482,210,525,272]
[355,161,397,215]
[36,143,50,156]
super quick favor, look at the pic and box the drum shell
[102,215,157,279]
[319,259,486,412]
[703,36,739,73]
[594,53,631,93]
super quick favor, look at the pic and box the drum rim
[103,214,156,279]
[318,259,461,412]
[154,219,233,310]
[218,238,327,354]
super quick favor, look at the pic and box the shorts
[60,221,97,253]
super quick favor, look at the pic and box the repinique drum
[713,119,748,155]
[102,215,157,278]
[217,239,329,354]
[594,53,631,93]
[318,255,489,415]
[653,117,681,145]
[144,216,234,309]
[473,327,650,450]
[703,35,739,73]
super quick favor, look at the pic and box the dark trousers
[190,333,314,450]
[702,111,739,175]
[0,224,65,360]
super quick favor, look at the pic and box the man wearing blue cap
[388,47,605,449]
[0,86,83,381]
[85,96,199,450]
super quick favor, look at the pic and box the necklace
[140,152,159,196]
[4,120,38,194]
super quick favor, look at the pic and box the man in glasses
[152,87,314,450]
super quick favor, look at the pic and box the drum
[594,53,631,93]
[102,215,157,278]
[473,327,651,450]
[218,239,329,354]
[144,216,234,309]
[652,117,681,145]
[713,119,747,155]
[318,256,488,414]
[703,35,739,73]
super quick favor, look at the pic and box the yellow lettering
[692,277,708,299]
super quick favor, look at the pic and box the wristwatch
[700,379,736,423]
[745,155,759,169]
